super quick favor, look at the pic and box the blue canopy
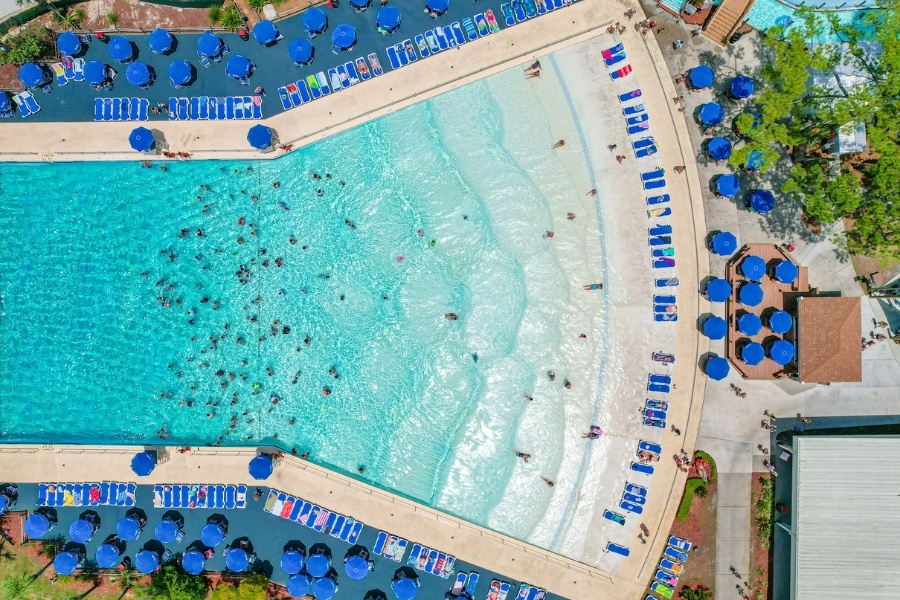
[707,136,732,161]
[737,312,762,336]
[711,231,737,256]
[703,316,727,340]
[314,577,338,600]
[84,61,107,85]
[197,32,223,58]
[745,149,765,172]
[349,0,369,7]
[376,6,402,30]
[740,342,765,366]
[749,189,775,214]
[136,549,160,574]
[302,7,327,33]
[182,550,205,575]
[306,553,330,578]
[706,278,732,302]
[247,125,272,150]
[740,255,766,281]
[768,310,793,334]
[168,60,192,87]
[0,93,9,113]
[200,522,225,547]
[95,544,120,568]
[19,63,46,88]
[774,259,798,284]
[288,38,314,65]
[226,55,252,79]
[288,574,312,597]
[57,32,82,56]
[739,282,764,307]
[131,451,156,476]
[149,28,173,53]
[715,174,740,198]
[699,102,724,126]
[426,0,450,11]
[705,356,730,380]
[769,340,795,365]
[129,127,155,153]
[332,24,357,50]
[248,454,273,479]
[54,551,79,576]
[125,61,151,87]
[0,495,7,515]
[393,577,418,600]
[689,65,714,89]
[730,75,754,99]
[116,516,141,541]
[108,37,133,63]
[155,519,179,544]
[281,550,303,575]
[24,513,49,538]
[225,548,249,572]
[69,519,94,543]
[345,555,369,580]
[254,20,279,45]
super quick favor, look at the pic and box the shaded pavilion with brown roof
[796,296,862,382]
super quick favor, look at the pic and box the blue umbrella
[155,519,179,544]
[0,93,9,113]
[749,189,775,214]
[168,60,192,87]
[226,55,252,79]
[314,577,338,600]
[129,127,155,153]
[288,574,312,597]
[149,28,173,53]
[345,555,369,580]
[182,550,205,575]
[200,523,225,547]
[715,174,740,198]
[84,61,107,85]
[24,513,49,538]
[768,310,793,334]
[197,32,223,58]
[136,549,160,574]
[57,32,82,56]
[19,63,46,88]
[426,0,450,11]
[737,312,762,336]
[254,20,279,45]
[711,231,737,256]
[225,548,249,572]
[131,451,156,476]
[108,37,133,63]
[349,0,369,7]
[769,340,795,365]
[332,24,357,50]
[247,125,272,150]
[393,577,418,600]
[248,454,273,479]
[54,551,79,576]
[116,516,141,541]
[377,6,402,30]
[705,356,730,380]
[281,551,303,575]
[703,316,727,340]
[699,102,724,126]
[288,39,314,65]
[707,137,732,161]
[96,544,120,568]
[125,61,151,87]
[740,255,766,281]
[706,278,732,302]
[740,342,765,366]
[739,282,764,307]
[69,519,94,543]
[0,495,7,515]
[745,150,765,172]
[302,7,327,34]
[306,553,330,578]
[730,75,754,99]
[689,65,714,89]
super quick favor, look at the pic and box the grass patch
[677,477,709,522]
[754,475,774,548]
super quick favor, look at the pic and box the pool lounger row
[37,482,135,507]
[487,579,512,599]
[373,530,408,562]
[385,19,471,71]
[94,97,149,121]
[167,96,262,121]
[407,541,456,578]
[278,54,383,113]
[152,484,247,509]
[263,488,363,544]
[502,0,570,27]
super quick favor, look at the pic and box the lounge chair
[604,53,627,67]
[651,581,674,599]
[631,462,654,475]
[624,104,645,116]
[664,547,688,562]
[649,235,672,246]
[374,531,388,555]
[297,80,312,102]
[367,53,384,76]
[484,10,500,33]
[425,30,440,53]
[606,542,630,557]
[501,3,516,25]
[644,415,667,426]
[644,179,667,191]
[654,296,676,305]
[522,0,538,17]
[627,113,649,125]
[434,28,449,50]
[442,26,458,48]
[279,86,293,110]
[602,43,624,58]
[200,56,211,68]
[647,194,670,205]
[648,382,670,393]
[386,45,401,69]
[474,14,490,36]
[354,57,371,80]
[465,572,479,596]
[328,68,342,91]
[641,169,665,181]
[650,374,673,385]
[177,97,188,120]
[511,0,526,22]
[628,123,650,135]
[649,224,672,236]
[659,558,683,574]
[636,145,658,158]
[625,482,647,496]
[639,440,662,454]
[451,573,466,595]
[73,58,85,81]
[451,22,467,44]
[654,258,675,269]
[619,89,642,102]
[414,35,430,57]
[402,39,418,61]
[669,535,693,551]
[189,97,200,119]
[646,399,668,410]
[129,97,140,120]
[655,278,678,288]
[610,65,632,80]
[315,71,331,94]
[111,98,122,120]
[633,137,654,149]
[604,510,626,525]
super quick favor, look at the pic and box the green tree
[0,573,32,600]
[246,0,268,11]
[106,11,119,27]
[208,4,223,25]
[137,566,208,600]
[210,574,270,600]
[679,584,713,600]
[219,6,245,30]
[0,24,55,66]
[109,566,137,595]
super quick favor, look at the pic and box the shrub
[0,24,55,66]
[679,583,713,600]
[211,574,270,600]
[693,450,718,482]
[137,565,208,600]
[105,11,119,27]
[207,4,222,24]
[755,475,774,548]
[219,6,244,30]
[246,0,268,11]
[677,477,708,522]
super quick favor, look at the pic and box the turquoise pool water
[746,0,876,37]
[0,68,595,542]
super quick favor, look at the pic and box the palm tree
[1,573,32,600]
[109,567,136,600]
[106,11,119,28]
[219,6,244,31]
[15,0,64,19]
[51,7,85,29]
[207,4,222,25]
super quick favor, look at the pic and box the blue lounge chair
[606,543,630,557]
[465,572,479,596]
[521,0,537,18]
[464,16,480,38]
[644,179,667,190]
[619,89,641,102]
[415,35,430,57]
[322,511,336,533]
[129,98,139,120]
[633,137,654,149]
[121,97,131,119]
[451,22,466,44]
[628,123,649,135]
[648,194,670,205]
[653,303,674,312]
[330,514,345,537]
[406,543,421,564]
[669,535,693,551]
[109,97,120,120]
[36,483,48,505]
[394,539,408,562]
[297,80,312,102]
[654,258,675,269]
[650,374,672,385]
[386,46,401,69]
[73,59,84,81]
[625,482,647,496]
[639,440,662,454]
[189,97,199,119]
[402,40,418,61]
[646,399,668,410]
[659,559,683,574]
[648,383,670,394]
[656,277,679,287]
[344,62,359,83]
[339,517,354,540]
[624,103,645,116]
[235,485,247,508]
[296,502,312,524]
[374,531,388,555]
[649,236,672,246]
[196,97,208,119]
[94,98,103,121]
[636,146,658,158]
[605,53,627,67]
[631,462,654,475]
[177,97,188,120]
[653,296,676,305]
[206,97,218,120]
[432,552,447,575]
[623,493,645,506]
[604,42,624,55]
[200,56,211,68]
[603,510,626,525]
[627,113,649,125]
[645,415,667,426]
[279,87,292,109]
[328,68,341,91]
[424,31,440,53]
[501,3,516,25]
[474,13,491,35]
[347,521,363,544]
[651,581,674,599]
[225,96,235,119]
[664,547,688,562]
[649,224,672,236]
[442,26,457,48]
[641,169,665,181]
[434,28,449,50]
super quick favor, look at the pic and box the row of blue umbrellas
[57,29,175,58]
[688,65,754,98]
[128,451,274,479]
[703,308,794,340]
[128,125,275,153]
[737,339,795,366]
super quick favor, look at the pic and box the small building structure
[795,296,862,382]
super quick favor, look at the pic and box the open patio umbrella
[254,20,280,45]
[129,127,155,153]
[740,255,766,281]
[744,149,765,172]
[314,577,338,600]
[289,39,314,65]
[706,278,732,302]
[0,93,10,114]
[84,61,107,85]
[225,547,249,572]
[302,7,327,34]
[768,310,793,334]
[748,189,775,214]
[96,544,120,568]
[703,316,727,340]
[226,55,253,79]
[288,574,313,597]
[739,282,763,307]
[248,454,273,479]
[136,549,160,574]
[108,36,134,63]
[131,451,156,475]
[57,32,82,56]
[281,550,303,575]
[699,102,724,126]
[737,312,762,336]
[332,24,357,51]
[200,523,225,547]
[740,342,765,366]
[377,6,402,30]
[715,174,740,198]
[155,519,179,544]
[689,65,714,89]
[116,516,141,541]
[393,577,418,600]
[306,553,330,578]
[349,0,370,8]
[168,60,192,87]
[730,75,754,99]
[197,32,223,58]
[69,519,94,543]
[345,555,370,580]
[705,356,730,380]
[19,63,46,88]
[54,551,79,576]
[769,340,795,365]
[24,513,49,538]
[773,259,798,284]
[182,550,205,575]
[247,125,272,150]
[149,28,173,53]
[711,231,737,256]
[426,0,450,12]
[707,136,732,161]
[0,496,7,516]
[125,61,151,87]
